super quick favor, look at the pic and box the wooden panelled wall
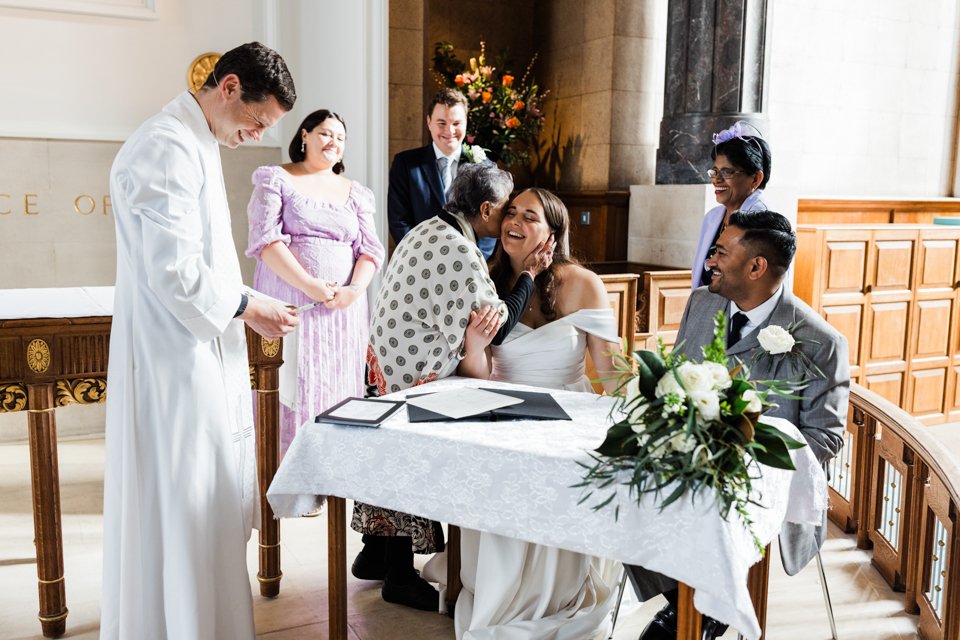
[795,224,960,425]
[558,191,630,263]
[798,198,960,225]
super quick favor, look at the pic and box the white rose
[742,389,763,414]
[675,362,714,395]
[690,390,721,422]
[757,325,796,355]
[703,361,732,390]
[666,430,696,453]
[472,146,487,162]
[655,372,686,401]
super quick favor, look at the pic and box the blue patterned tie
[438,156,449,196]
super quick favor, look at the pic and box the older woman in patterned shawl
[352,163,554,611]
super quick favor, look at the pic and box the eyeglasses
[707,168,745,180]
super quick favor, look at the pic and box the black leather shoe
[639,602,677,640]
[701,616,728,639]
[350,550,386,581]
[381,573,440,611]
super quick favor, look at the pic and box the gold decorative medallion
[0,383,27,412]
[26,339,51,373]
[260,337,281,358]
[55,378,107,406]
[188,52,221,93]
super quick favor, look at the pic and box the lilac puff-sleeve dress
[246,165,385,453]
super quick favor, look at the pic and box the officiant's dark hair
[203,42,297,111]
[489,188,576,322]
[444,163,513,219]
[288,109,347,173]
[728,210,795,277]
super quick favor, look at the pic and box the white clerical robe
[100,92,259,640]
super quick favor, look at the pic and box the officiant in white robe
[100,43,298,640]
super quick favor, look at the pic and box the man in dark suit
[631,210,850,640]
[387,87,497,258]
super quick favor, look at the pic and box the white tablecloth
[267,377,827,640]
[0,286,114,319]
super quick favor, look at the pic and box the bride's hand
[464,305,502,354]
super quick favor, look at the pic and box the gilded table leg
[254,366,282,597]
[26,383,68,638]
[746,545,772,639]
[676,583,701,640]
[446,525,462,612]
[328,496,348,640]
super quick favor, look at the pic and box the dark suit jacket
[387,144,496,257]
[674,286,850,574]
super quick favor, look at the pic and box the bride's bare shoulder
[556,264,607,312]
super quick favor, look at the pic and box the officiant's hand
[464,305,502,354]
[242,296,300,339]
[520,234,556,279]
[306,278,338,304]
[324,284,362,310]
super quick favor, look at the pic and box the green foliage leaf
[594,421,640,457]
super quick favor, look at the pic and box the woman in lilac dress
[246,109,385,453]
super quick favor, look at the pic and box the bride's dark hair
[488,188,576,322]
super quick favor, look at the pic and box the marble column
[656,0,770,184]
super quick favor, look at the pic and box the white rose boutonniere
[462,143,488,164]
[757,325,795,355]
[753,320,824,379]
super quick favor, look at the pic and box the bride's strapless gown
[457,308,623,640]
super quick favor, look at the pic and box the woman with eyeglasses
[691,121,772,288]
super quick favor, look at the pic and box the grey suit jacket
[673,286,850,574]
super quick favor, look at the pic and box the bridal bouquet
[577,311,807,551]
[431,40,547,168]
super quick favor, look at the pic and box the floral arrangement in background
[432,40,548,169]
[577,311,809,551]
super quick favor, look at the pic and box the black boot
[637,589,729,640]
[380,537,439,611]
[638,589,678,640]
[351,534,388,581]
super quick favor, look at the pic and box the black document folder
[406,388,571,422]
[315,397,405,428]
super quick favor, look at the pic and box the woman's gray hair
[444,163,514,218]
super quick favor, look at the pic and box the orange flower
[513,100,525,111]
[454,74,465,87]
[502,74,514,87]
[481,91,493,104]
[505,116,521,129]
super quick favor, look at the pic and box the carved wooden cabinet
[795,224,960,424]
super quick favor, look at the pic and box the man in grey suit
[632,210,850,640]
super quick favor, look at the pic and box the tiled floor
[0,437,919,639]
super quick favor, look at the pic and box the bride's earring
[301,140,305,153]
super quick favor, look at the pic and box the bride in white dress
[453,188,623,640]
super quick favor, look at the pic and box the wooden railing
[830,383,960,638]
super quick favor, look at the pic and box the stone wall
[532,0,667,190]
[389,0,426,162]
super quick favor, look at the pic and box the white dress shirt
[728,284,783,340]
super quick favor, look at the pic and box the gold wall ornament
[55,378,107,406]
[261,337,281,358]
[188,52,221,93]
[249,365,255,389]
[26,338,51,373]
[0,383,27,412]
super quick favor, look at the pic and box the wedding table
[267,377,827,640]
[0,286,287,638]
